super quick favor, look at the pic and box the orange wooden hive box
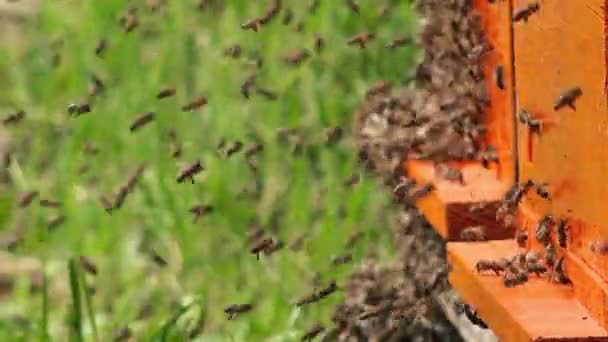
[405,0,608,341]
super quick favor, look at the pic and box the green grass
[0,0,418,340]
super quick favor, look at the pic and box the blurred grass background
[0,0,418,340]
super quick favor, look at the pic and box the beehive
[405,0,608,341]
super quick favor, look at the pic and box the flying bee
[284,48,310,66]
[386,36,410,49]
[79,256,98,276]
[129,112,155,132]
[244,143,264,158]
[460,226,487,242]
[88,74,105,97]
[47,215,65,231]
[345,231,364,249]
[308,0,319,14]
[331,253,353,266]
[345,0,360,14]
[557,219,568,248]
[3,110,26,126]
[95,39,107,56]
[314,34,324,54]
[554,87,583,111]
[296,280,338,306]
[475,259,504,275]
[250,238,274,259]
[495,65,505,90]
[181,96,208,111]
[289,234,307,251]
[225,140,243,158]
[324,126,343,145]
[295,21,304,32]
[224,304,253,320]
[149,249,168,267]
[67,103,91,117]
[255,88,278,101]
[259,0,282,25]
[366,80,391,98]
[176,160,203,184]
[526,263,547,277]
[240,74,257,99]
[282,8,293,25]
[301,323,325,341]
[39,199,61,208]
[263,239,284,256]
[512,2,540,23]
[544,242,556,267]
[156,88,176,99]
[18,191,38,208]
[113,326,132,341]
[189,204,214,223]
[515,230,528,248]
[99,195,113,214]
[535,214,554,244]
[343,173,360,187]
[347,32,374,49]
[122,15,139,33]
[241,18,261,32]
[223,44,241,58]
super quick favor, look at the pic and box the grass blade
[41,268,50,342]
[78,268,99,342]
[152,298,201,342]
[67,259,83,342]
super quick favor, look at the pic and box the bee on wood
[460,226,487,242]
[366,80,391,98]
[462,304,488,329]
[240,74,257,99]
[557,219,568,248]
[18,190,38,208]
[126,164,146,192]
[130,112,155,132]
[149,249,168,267]
[511,252,527,268]
[68,103,91,117]
[79,256,98,276]
[495,65,505,90]
[515,230,528,248]
[324,126,343,146]
[282,8,293,25]
[250,238,274,259]
[386,37,410,49]
[331,253,353,266]
[345,0,360,14]
[189,204,214,223]
[504,270,528,288]
[347,32,374,49]
[176,160,203,184]
[3,110,26,126]
[241,18,261,32]
[225,141,243,158]
[95,39,107,56]
[181,96,207,111]
[479,146,499,168]
[475,259,504,275]
[156,88,176,99]
[535,182,550,200]
[224,304,253,320]
[526,263,547,277]
[39,199,61,208]
[255,88,278,101]
[434,163,464,185]
[554,87,582,111]
[512,2,540,23]
[535,214,554,244]
[301,323,325,341]
[314,34,324,54]
[549,256,571,284]
[518,109,542,133]
[47,215,65,231]
[544,242,556,267]
[409,183,435,200]
[284,48,310,66]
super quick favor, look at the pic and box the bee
[83,142,99,156]
[512,2,540,23]
[346,0,360,14]
[156,88,176,99]
[536,214,554,244]
[460,226,487,242]
[409,183,435,200]
[347,32,374,49]
[517,109,542,132]
[240,74,257,99]
[99,195,114,214]
[88,74,105,97]
[259,0,282,25]
[462,304,488,329]
[549,256,571,284]
[324,126,343,145]
[95,39,107,56]
[67,103,92,117]
[225,141,243,158]
[255,88,278,101]
[345,231,364,250]
[284,48,310,66]
[343,173,360,188]
[222,43,242,59]
[79,256,98,276]
[122,14,139,33]
[250,238,274,259]
[526,263,547,277]
[47,215,65,231]
[126,164,146,192]
[39,199,61,208]
[595,241,608,255]
[358,303,393,320]
[263,239,284,256]
[241,18,261,32]
[113,326,132,341]
[18,191,38,208]
[495,65,505,90]
[511,252,527,268]
[556,219,568,248]
[554,87,583,111]
[176,160,204,184]
[331,253,353,266]
[189,204,214,223]
[3,110,26,126]
[149,249,168,267]
[434,163,464,184]
[181,96,208,111]
[386,37,410,49]
[515,230,528,248]
[295,21,304,33]
[366,80,391,98]
[544,242,556,267]
[314,34,324,54]
[129,112,155,132]
[308,0,319,14]
[301,323,325,341]
[475,259,504,275]
[224,304,253,320]
[503,270,528,287]
[392,177,416,201]
[289,234,307,251]
[282,8,293,25]
[535,182,550,200]
[296,280,338,306]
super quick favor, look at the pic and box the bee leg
[567,103,576,110]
